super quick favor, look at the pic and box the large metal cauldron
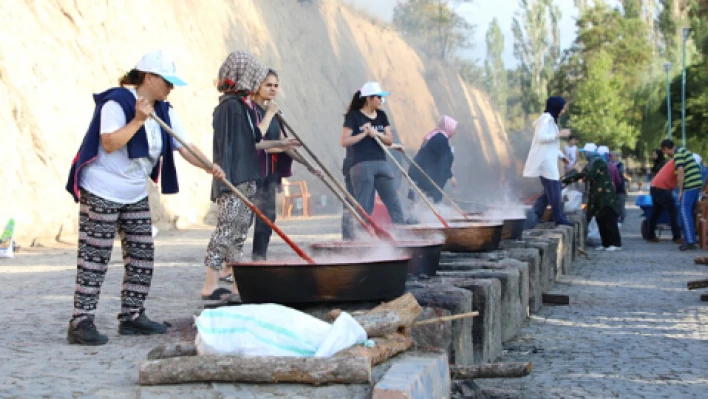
[398,222,503,253]
[309,240,444,277]
[450,214,526,240]
[230,257,410,304]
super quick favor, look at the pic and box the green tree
[484,18,507,117]
[393,0,475,61]
[570,50,637,148]
[511,0,562,114]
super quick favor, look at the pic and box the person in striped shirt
[661,139,702,251]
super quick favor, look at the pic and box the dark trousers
[648,187,681,240]
[594,206,622,248]
[350,160,405,224]
[342,170,355,240]
[251,179,278,260]
[532,177,571,225]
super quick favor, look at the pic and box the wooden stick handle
[290,148,377,237]
[372,136,449,228]
[399,151,467,219]
[150,113,315,264]
[276,114,394,240]
[411,311,479,326]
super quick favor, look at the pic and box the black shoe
[679,243,697,251]
[118,312,168,335]
[67,319,109,346]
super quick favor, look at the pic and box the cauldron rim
[309,239,445,249]
[229,256,412,267]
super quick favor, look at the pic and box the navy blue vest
[65,87,179,202]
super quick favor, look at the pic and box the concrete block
[523,233,560,291]
[411,307,453,355]
[439,268,521,343]
[373,352,451,399]
[503,248,542,314]
[499,240,528,250]
[531,227,571,276]
[567,212,587,252]
[439,255,529,321]
[524,240,551,293]
[408,284,474,366]
[439,277,502,364]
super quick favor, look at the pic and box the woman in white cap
[340,82,405,229]
[64,50,225,345]
[200,51,299,300]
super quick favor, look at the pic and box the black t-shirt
[343,110,390,167]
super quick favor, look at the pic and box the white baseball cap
[360,81,390,97]
[136,50,187,87]
[581,143,597,153]
[597,145,610,155]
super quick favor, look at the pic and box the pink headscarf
[423,115,458,142]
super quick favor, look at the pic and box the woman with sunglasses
[340,82,405,229]
[64,50,224,345]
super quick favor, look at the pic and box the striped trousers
[72,189,154,325]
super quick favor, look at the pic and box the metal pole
[663,62,672,139]
[681,28,690,147]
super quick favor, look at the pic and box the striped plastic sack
[194,303,367,357]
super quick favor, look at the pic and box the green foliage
[511,0,562,115]
[393,0,475,61]
[484,18,507,117]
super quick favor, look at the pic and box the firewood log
[147,342,197,360]
[343,333,412,366]
[450,362,532,379]
[687,279,708,290]
[139,354,371,386]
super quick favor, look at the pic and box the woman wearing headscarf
[200,51,299,300]
[562,147,622,250]
[64,50,225,345]
[523,96,573,226]
[407,115,458,203]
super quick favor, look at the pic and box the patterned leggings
[72,189,154,325]
[204,182,257,270]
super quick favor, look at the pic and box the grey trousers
[350,160,405,224]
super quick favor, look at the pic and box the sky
[347,0,579,67]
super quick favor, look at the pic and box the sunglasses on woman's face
[370,95,382,100]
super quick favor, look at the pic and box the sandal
[219,274,233,283]
[201,288,232,301]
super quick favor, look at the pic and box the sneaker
[118,312,168,336]
[594,246,605,251]
[679,243,697,252]
[67,319,109,346]
[606,246,622,251]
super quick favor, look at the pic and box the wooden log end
[687,279,708,290]
[542,293,570,305]
[701,293,708,302]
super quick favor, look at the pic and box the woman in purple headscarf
[407,115,458,203]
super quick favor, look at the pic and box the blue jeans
[532,177,571,225]
[680,188,700,244]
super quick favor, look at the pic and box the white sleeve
[536,119,559,144]
[168,107,189,149]
[100,101,127,134]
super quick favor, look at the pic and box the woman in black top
[200,51,299,300]
[340,82,405,227]
[408,115,458,203]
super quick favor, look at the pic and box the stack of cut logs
[139,293,530,386]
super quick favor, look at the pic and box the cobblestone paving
[478,207,708,398]
[1,206,706,398]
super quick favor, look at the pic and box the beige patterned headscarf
[217,50,268,94]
